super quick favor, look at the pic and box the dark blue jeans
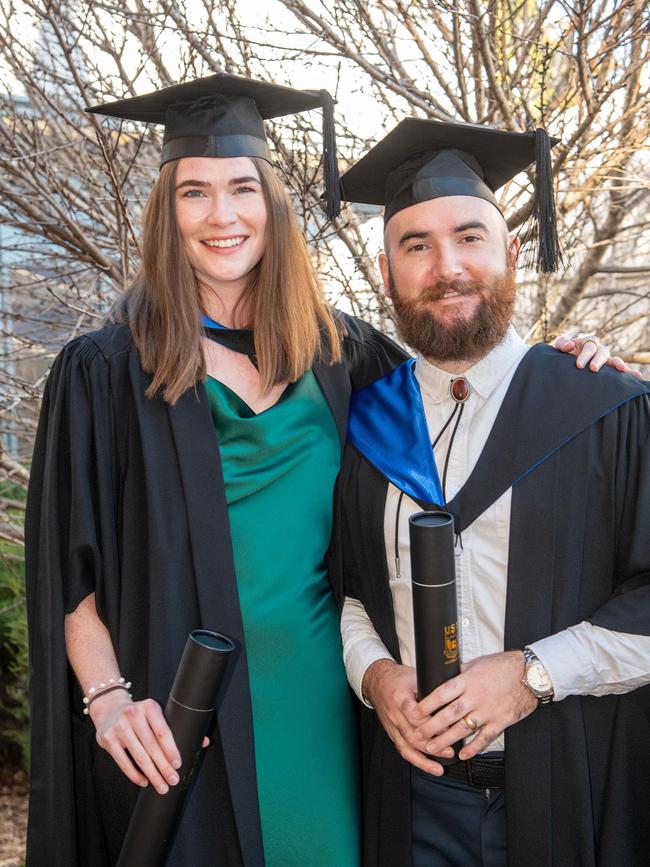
[411,764,507,867]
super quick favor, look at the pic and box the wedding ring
[463,714,478,731]
[580,334,600,349]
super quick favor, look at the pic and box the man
[334,119,650,867]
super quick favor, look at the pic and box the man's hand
[362,659,453,775]
[415,651,539,761]
[555,334,642,376]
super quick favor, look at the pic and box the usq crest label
[443,623,459,664]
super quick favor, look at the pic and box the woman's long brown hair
[113,157,341,404]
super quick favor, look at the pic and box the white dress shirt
[341,327,650,752]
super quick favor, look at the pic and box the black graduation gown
[24,314,407,867]
[332,345,650,867]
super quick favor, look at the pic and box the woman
[24,73,409,867]
[25,74,618,867]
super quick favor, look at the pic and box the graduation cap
[340,118,562,273]
[86,72,341,218]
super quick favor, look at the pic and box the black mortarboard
[340,118,562,272]
[86,72,341,218]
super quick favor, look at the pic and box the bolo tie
[393,376,470,580]
[201,314,258,368]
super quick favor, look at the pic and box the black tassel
[319,89,341,220]
[527,128,563,273]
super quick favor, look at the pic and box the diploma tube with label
[409,511,461,763]
[117,630,234,867]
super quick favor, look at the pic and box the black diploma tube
[409,511,461,764]
[117,630,234,867]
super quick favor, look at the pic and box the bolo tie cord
[393,394,467,580]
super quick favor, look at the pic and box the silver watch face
[526,661,552,693]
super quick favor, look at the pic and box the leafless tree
[1,0,649,546]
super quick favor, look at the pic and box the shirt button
[461,617,470,627]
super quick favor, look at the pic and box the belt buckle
[465,759,474,787]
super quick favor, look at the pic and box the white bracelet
[82,677,132,714]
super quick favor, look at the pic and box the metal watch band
[522,646,554,704]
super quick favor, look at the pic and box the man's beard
[389,268,517,363]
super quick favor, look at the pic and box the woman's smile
[201,235,248,250]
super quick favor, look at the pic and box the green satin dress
[205,371,360,867]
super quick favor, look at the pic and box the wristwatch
[521,647,554,704]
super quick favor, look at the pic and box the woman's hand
[90,690,182,793]
[555,334,642,376]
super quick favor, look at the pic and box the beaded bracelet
[82,677,132,715]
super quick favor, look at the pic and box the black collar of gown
[202,314,257,367]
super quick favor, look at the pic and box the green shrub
[0,482,29,775]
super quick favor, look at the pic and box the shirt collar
[415,326,529,403]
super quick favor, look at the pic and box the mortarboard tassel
[320,89,341,220]
[530,127,563,273]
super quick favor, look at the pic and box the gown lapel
[313,357,352,454]
[500,457,560,867]
[361,458,402,658]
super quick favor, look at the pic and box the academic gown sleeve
[589,393,650,635]
[25,335,119,867]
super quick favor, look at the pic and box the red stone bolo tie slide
[449,377,470,403]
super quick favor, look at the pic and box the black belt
[444,756,505,788]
